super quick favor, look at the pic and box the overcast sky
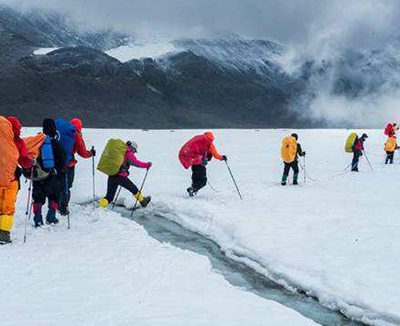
[3,0,400,51]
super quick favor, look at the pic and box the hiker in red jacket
[59,118,95,215]
[179,132,227,197]
[351,133,368,172]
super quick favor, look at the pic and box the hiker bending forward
[179,132,227,197]
[99,141,152,208]
[281,133,305,186]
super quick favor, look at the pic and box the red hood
[71,118,82,132]
[7,116,21,138]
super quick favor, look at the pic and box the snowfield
[0,187,316,325]
[1,128,399,326]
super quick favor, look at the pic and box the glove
[147,162,152,170]
[302,152,306,157]
[201,157,208,166]
[91,148,96,156]
[222,155,227,161]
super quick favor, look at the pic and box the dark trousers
[191,165,207,192]
[386,151,394,164]
[105,175,139,203]
[33,175,61,206]
[59,167,75,212]
[283,161,299,178]
[352,150,362,171]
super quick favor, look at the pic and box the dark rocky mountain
[0,5,397,128]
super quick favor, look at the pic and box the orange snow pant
[0,180,19,232]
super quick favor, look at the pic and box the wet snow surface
[1,128,399,326]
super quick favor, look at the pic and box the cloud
[2,0,398,48]
[3,0,400,127]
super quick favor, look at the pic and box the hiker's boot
[281,174,288,186]
[134,191,151,208]
[46,201,59,225]
[34,215,44,228]
[293,174,299,185]
[99,198,109,208]
[0,230,11,245]
[59,204,69,216]
[33,203,44,227]
[140,196,151,208]
[187,187,196,197]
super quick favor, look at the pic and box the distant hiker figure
[30,119,66,227]
[58,118,95,216]
[385,123,398,138]
[0,116,33,244]
[97,140,152,208]
[179,132,227,197]
[349,133,368,172]
[384,136,398,164]
[280,133,305,186]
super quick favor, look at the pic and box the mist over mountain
[0,3,399,128]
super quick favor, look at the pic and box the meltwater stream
[115,207,365,326]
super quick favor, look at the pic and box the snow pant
[352,150,362,171]
[191,164,207,192]
[282,161,299,183]
[0,180,19,232]
[386,151,394,164]
[32,175,61,217]
[59,167,75,213]
[104,175,139,203]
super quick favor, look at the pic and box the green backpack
[97,139,127,176]
[345,133,358,153]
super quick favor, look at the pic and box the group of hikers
[0,114,398,245]
[0,117,95,244]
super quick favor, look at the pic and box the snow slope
[0,179,316,325]
[4,128,398,326]
[106,40,178,62]
[66,128,397,326]
[33,47,59,55]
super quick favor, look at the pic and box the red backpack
[385,124,393,136]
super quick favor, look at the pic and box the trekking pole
[23,163,35,244]
[65,173,70,230]
[303,156,306,184]
[344,162,353,172]
[362,150,374,172]
[111,186,122,210]
[225,161,243,200]
[130,168,150,217]
[91,146,96,208]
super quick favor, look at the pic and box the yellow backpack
[281,136,297,163]
[385,137,397,152]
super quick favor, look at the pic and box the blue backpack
[55,119,76,165]
[41,135,55,170]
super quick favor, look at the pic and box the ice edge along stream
[111,206,366,326]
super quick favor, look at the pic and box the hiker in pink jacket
[99,141,152,208]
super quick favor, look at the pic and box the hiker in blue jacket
[32,119,66,227]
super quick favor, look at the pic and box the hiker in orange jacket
[179,132,227,197]
[385,136,398,164]
[59,118,95,215]
[0,116,33,244]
